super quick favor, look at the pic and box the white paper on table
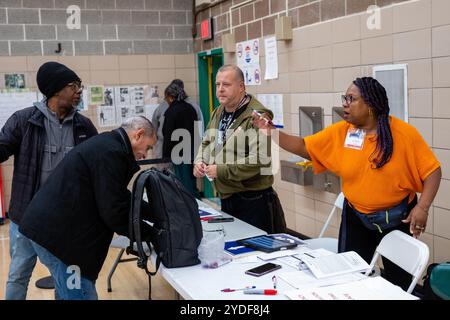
[277,255,308,270]
[231,255,259,264]
[284,276,418,300]
[257,249,299,261]
[279,270,365,290]
[299,251,370,279]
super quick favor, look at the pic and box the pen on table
[243,289,277,295]
[221,286,256,293]
[272,275,277,289]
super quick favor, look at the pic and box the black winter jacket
[19,128,141,281]
[0,105,97,224]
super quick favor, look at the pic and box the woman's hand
[402,205,429,239]
[252,111,275,135]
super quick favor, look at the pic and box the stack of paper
[299,250,370,279]
[284,276,418,300]
[278,270,365,290]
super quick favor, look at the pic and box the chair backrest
[318,192,345,238]
[364,230,430,293]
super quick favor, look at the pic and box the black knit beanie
[36,61,81,99]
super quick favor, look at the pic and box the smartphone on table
[245,263,282,277]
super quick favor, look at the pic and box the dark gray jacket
[0,105,98,224]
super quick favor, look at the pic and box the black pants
[221,188,274,234]
[338,196,417,291]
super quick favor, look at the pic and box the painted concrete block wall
[0,0,194,55]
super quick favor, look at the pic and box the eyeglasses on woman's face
[341,94,357,105]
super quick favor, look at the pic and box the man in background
[2,61,97,299]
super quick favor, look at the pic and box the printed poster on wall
[97,105,116,127]
[236,39,261,86]
[89,86,104,105]
[257,93,284,128]
[0,91,37,127]
[115,86,131,106]
[264,36,278,80]
[77,90,89,111]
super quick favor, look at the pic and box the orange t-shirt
[304,116,440,213]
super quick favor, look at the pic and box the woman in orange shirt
[253,77,441,291]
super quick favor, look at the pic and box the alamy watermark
[66,265,81,290]
[366,5,381,31]
[66,5,81,30]
[170,127,280,176]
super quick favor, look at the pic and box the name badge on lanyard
[344,128,366,150]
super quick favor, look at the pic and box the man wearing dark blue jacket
[19,117,156,300]
[2,62,97,300]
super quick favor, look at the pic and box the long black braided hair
[353,77,393,169]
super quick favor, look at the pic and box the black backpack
[127,168,203,294]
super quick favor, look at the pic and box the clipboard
[237,235,298,253]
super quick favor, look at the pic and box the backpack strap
[128,169,158,276]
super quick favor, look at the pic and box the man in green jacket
[194,64,285,233]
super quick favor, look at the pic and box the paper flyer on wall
[5,73,26,89]
[77,90,89,111]
[97,105,116,127]
[89,86,104,105]
[257,94,284,128]
[115,86,130,106]
[145,104,159,122]
[144,85,160,105]
[0,91,37,127]
[103,87,114,106]
[130,86,145,106]
[236,39,261,86]
[264,36,278,80]
[116,105,138,125]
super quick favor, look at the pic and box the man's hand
[193,162,206,178]
[205,165,217,179]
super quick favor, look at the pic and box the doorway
[197,48,223,198]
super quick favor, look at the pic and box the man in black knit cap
[2,61,97,300]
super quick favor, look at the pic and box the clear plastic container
[198,227,231,268]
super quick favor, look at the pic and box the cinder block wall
[194,0,411,52]
[0,0,194,56]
